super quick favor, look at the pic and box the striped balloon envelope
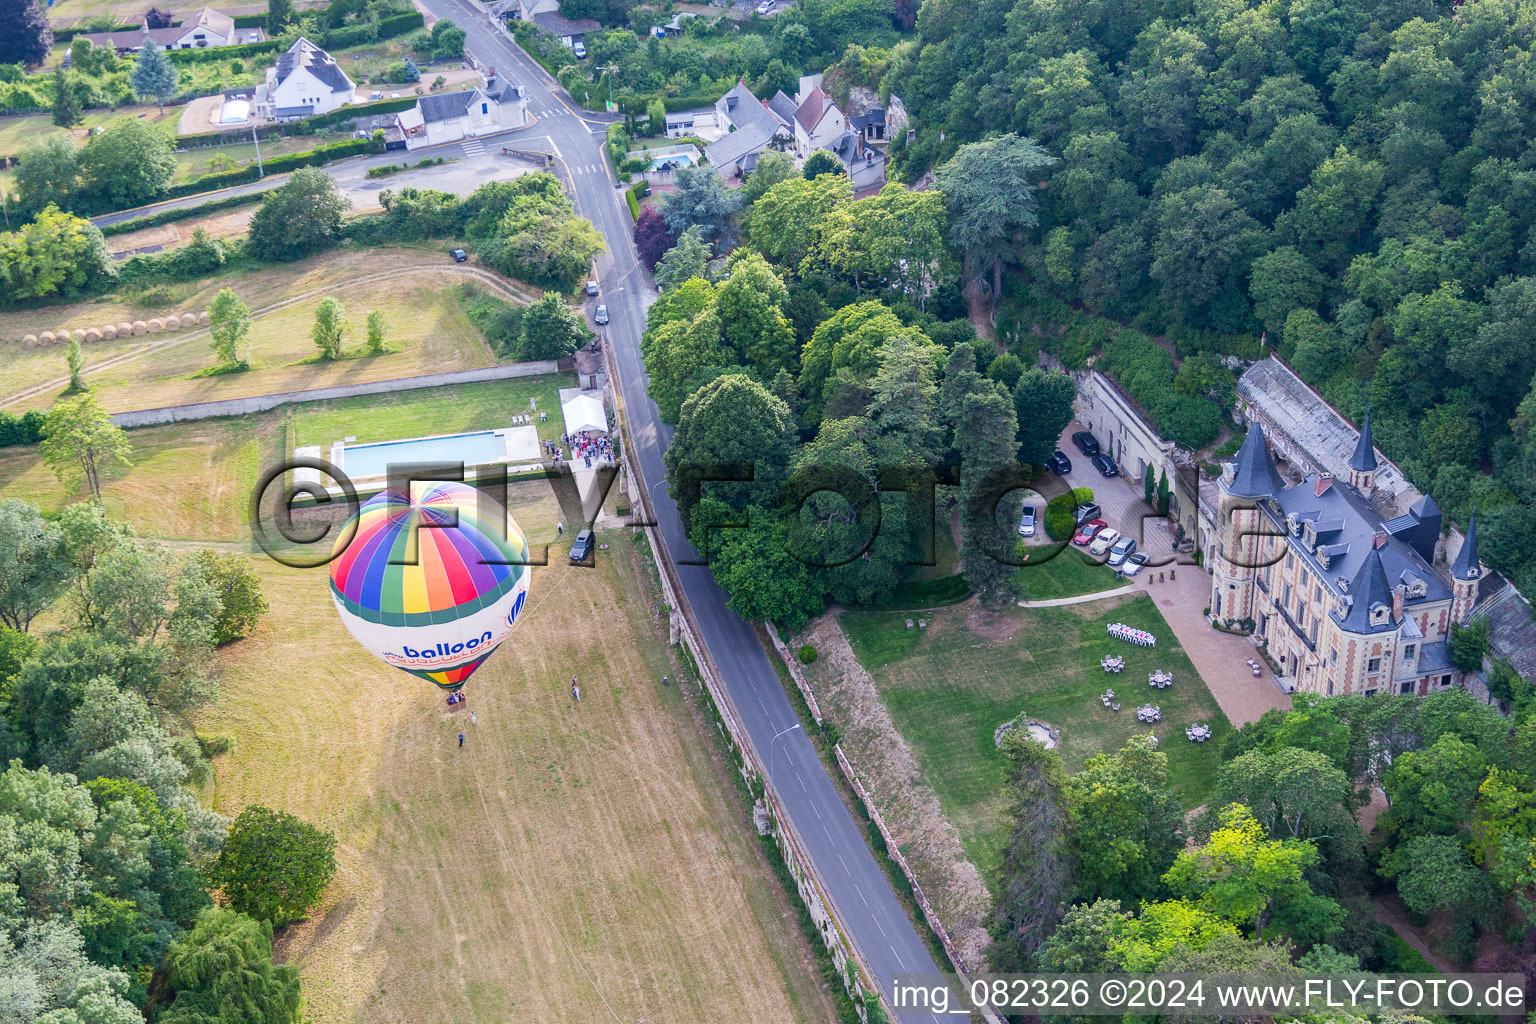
[329,482,532,690]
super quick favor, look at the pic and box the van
[569,529,594,562]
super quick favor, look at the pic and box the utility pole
[251,125,265,178]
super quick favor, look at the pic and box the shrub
[1044,486,1096,541]
[796,644,817,664]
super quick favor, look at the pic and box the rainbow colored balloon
[329,483,532,690]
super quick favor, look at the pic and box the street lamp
[767,722,801,783]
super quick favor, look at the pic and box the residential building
[703,80,794,179]
[493,0,599,44]
[703,79,887,187]
[1206,421,1471,698]
[254,38,355,121]
[398,73,526,149]
[79,7,262,54]
[791,84,847,158]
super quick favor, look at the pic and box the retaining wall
[110,361,565,428]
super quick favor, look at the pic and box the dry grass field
[0,248,535,415]
[199,534,834,1023]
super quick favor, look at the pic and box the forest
[823,0,1536,593]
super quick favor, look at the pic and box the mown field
[838,593,1230,882]
[0,248,537,415]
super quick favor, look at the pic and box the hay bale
[21,334,38,349]
[163,314,183,330]
[101,325,117,340]
[178,312,196,328]
[36,332,53,347]
[72,329,88,342]
[147,318,163,333]
[131,320,147,336]
[83,328,102,343]
[55,327,70,341]
[117,322,133,337]
[198,311,210,325]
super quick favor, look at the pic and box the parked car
[1092,452,1119,477]
[1073,501,1102,524]
[1045,450,1072,474]
[1072,519,1107,546]
[450,248,467,262]
[1118,552,1150,577]
[569,529,594,562]
[1106,536,1137,567]
[586,280,599,296]
[1017,505,1037,537]
[1072,430,1101,456]
[572,41,587,58]
[1089,527,1121,557]
[594,304,609,325]
[756,0,776,12]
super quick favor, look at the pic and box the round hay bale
[22,334,38,349]
[55,327,70,341]
[198,311,211,326]
[147,318,163,333]
[83,328,102,343]
[131,321,147,336]
[36,332,52,346]
[101,325,117,340]
[163,314,183,330]
[178,311,197,328]
[117,322,133,337]
[72,329,88,342]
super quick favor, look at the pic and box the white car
[1089,527,1121,557]
[1118,552,1150,577]
[1106,536,1137,567]
[1017,505,1037,537]
[756,0,775,13]
[572,40,587,58]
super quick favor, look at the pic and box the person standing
[470,711,477,726]
[557,521,564,536]
[458,732,465,748]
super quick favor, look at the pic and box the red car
[1072,519,1108,546]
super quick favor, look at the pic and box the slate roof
[718,80,783,136]
[1336,543,1396,634]
[1473,577,1536,679]
[531,11,600,36]
[851,109,885,132]
[704,122,777,172]
[417,89,480,123]
[766,90,798,125]
[1227,421,1285,498]
[273,39,352,93]
[1349,411,1378,472]
[1452,511,1481,580]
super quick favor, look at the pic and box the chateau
[1207,419,1480,697]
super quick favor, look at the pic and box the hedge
[662,87,731,113]
[100,191,264,236]
[50,23,137,43]
[0,409,46,448]
[164,136,380,197]
[1045,487,1096,541]
[163,11,422,62]
[625,179,646,220]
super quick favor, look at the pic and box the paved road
[415,5,949,1019]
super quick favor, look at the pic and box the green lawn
[863,521,973,610]
[290,376,571,449]
[1016,543,1123,601]
[838,593,1229,884]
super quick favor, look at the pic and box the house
[531,10,601,45]
[398,73,526,149]
[79,7,261,53]
[823,127,886,190]
[703,80,793,179]
[791,84,847,159]
[1205,420,1473,698]
[254,38,355,121]
[851,108,887,142]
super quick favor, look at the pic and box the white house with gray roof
[398,74,526,149]
[254,38,354,120]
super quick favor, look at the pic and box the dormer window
[1372,604,1390,624]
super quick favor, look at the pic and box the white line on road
[855,884,868,906]
[890,944,906,969]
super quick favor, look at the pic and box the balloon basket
[445,692,469,712]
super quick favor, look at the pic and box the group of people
[565,431,614,469]
[1108,623,1157,647]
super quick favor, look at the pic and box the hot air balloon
[329,482,531,690]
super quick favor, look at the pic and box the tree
[1065,735,1186,906]
[690,499,823,629]
[246,167,350,261]
[802,148,844,180]
[1012,368,1076,464]
[1164,804,1345,944]
[365,309,387,356]
[39,393,131,503]
[161,908,302,1024]
[646,97,665,135]
[1380,733,1489,843]
[0,0,51,66]
[799,301,909,423]
[310,297,347,360]
[208,288,252,368]
[665,374,796,535]
[714,250,796,376]
[652,226,711,291]
[1249,245,1327,340]
[742,149,796,206]
[518,294,589,360]
[266,0,294,35]
[429,18,466,59]
[49,69,83,130]
[12,135,85,218]
[934,135,1059,296]
[0,920,141,1023]
[747,172,850,269]
[1382,833,1489,918]
[209,806,336,926]
[1449,619,1491,674]
[129,42,178,113]
[0,499,69,632]
[632,206,675,272]
[188,548,268,644]
[957,383,1020,603]
[0,205,115,304]
[65,337,84,393]
[661,163,742,250]
[992,731,1076,970]
[144,6,174,28]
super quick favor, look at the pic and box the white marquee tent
[561,392,608,435]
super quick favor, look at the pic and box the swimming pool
[648,152,696,170]
[343,431,504,480]
[219,99,250,124]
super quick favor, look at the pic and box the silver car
[594,304,609,325]
[1017,505,1037,537]
[1106,536,1137,567]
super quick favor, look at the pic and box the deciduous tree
[208,288,252,368]
[39,393,131,502]
[210,806,336,926]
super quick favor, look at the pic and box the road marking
[889,944,906,969]
[838,853,849,873]
[874,916,887,937]
[855,883,868,906]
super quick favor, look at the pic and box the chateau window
[1329,647,1337,666]
[1281,582,1291,608]
[1400,681,1414,694]
[1368,657,1381,673]
[1403,644,1416,660]
[1440,674,1453,688]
